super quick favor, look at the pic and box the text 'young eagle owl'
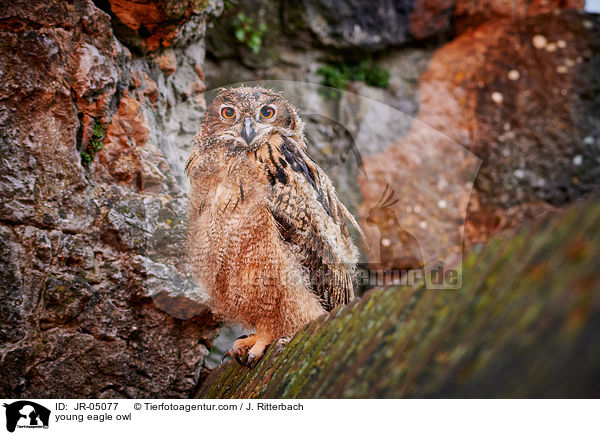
[185,86,363,367]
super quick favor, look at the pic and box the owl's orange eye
[260,106,275,119]
[221,107,235,119]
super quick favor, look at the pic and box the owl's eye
[260,106,275,119]
[221,107,236,119]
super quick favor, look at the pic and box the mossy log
[197,198,600,398]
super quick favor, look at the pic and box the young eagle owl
[185,86,362,367]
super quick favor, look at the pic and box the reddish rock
[71,41,119,118]
[107,0,207,51]
[95,95,149,186]
[281,0,584,51]
[157,49,177,74]
[80,113,96,150]
[359,10,600,269]
[410,0,455,40]
[194,64,206,81]
[139,71,159,104]
[190,80,207,99]
[358,122,478,275]
[0,0,216,398]
[453,0,585,33]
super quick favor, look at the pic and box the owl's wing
[265,136,363,311]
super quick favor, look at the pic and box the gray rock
[0,0,219,398]
[297,0,416,51]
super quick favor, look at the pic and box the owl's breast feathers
[255,134,364,311]
[186,133,363,313]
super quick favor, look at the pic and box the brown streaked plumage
[185,86,363,367]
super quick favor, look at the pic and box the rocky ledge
[198,197,600,398]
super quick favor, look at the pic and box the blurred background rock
[0,0,599,397]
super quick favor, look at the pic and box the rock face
[198,197,600,398]
[358,10,600,266]
[296,0,425,51]
[1,0,599,399]
[0,0,218,398]
[284,0,584,51]
[106,0,210,51]
[204,2,599,277]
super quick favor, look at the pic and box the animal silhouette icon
[365,184,424,271]
[3,401,50,433]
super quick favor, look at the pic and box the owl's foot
[220,334,259,367]
[221,334,273,368]
[272,336,291,354]
[232,334,257,367]
[245,335,271,368]
[220,334,249,364]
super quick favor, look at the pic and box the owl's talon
[221,349,251,367]
[222,334,258,367]
[273,337,290,355]
[246,353,259,368]
[234,351,250,367]
[220,351,234,364]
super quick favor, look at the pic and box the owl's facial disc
[240,117,256,145]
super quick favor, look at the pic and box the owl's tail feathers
[339,201,368,249]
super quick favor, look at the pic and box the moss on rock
[197,197,600,398]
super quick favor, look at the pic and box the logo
[3,401,50,433]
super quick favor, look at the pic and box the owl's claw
[220,350,234,364]
[221,348,254,367]
[218,334,257,367]
[220,334,272,369]
[234,352,251,367]
[246,353,259,368]
[220,349,253,367]
[273,337,290,355]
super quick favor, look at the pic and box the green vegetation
[81,121,105,165]
[233,13,267,55]
[223,0,237,10]
[316,60,390,99]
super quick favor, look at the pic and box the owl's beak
[240,117,257,145]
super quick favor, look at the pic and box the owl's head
[201,86,304,152]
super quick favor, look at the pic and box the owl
[185,86,363,367]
